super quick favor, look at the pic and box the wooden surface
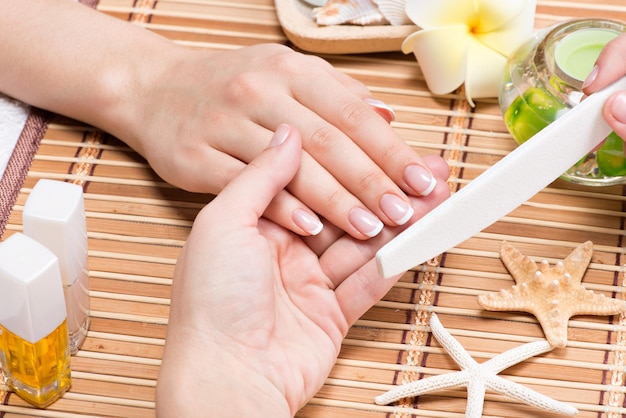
[4,1,626,417]
[274,0,417,54]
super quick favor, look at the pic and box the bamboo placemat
[3,1,626,417]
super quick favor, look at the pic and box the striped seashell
[313,0,388,26]
[302,0,328,6]
[373,0,410,26]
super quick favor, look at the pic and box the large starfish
[375,313,577,417]
[478,241,626,348]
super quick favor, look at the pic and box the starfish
[375,313,577,417]
[478,241,626,348]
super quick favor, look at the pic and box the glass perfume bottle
[23,179,90,354]
[499,18,626,186]
[0,233,72,408]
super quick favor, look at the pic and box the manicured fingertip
[293,208,324,235]
[349,207,384,238]
[380,194,414,225]
[582,65,599,90]
[269,123,291,147]
[403,164,437,196]
[363,98,396,123]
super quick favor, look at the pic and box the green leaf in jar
[596,132,626,177]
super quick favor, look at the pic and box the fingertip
[292,208,324,236]
[266,123,303,180]
[268,123,291,147]
[605,91,626,135]
[255,123,302,194]
[403,164,437,196]
[349,207,384,238]
[363,97,396,123]
[583,33,626,94]
[582,65,599,91]
[604,91,626,125]
[421,155,451,182]
[266,123,304,190]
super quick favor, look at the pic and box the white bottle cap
[23,179,87,286]
[0,233,67,343]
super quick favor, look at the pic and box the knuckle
[225,72,263,104]
[272,51,300,73]
[376,145,400,167]
[339,100,370,128]
[307,124,340,154]
[356,169,382,193]
[266,47,311,80]
[323,188,347,213]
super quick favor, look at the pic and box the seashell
[302,0,327,6]
[373,0,411,26]
[313,0,388,26]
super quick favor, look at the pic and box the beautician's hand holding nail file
[376,76,626,279]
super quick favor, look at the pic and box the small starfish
[375,313,577,417]
[478,241,626,348]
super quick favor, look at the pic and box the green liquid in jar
[555,29,619,82]
[504,87,626,177]
[504,87,566,145]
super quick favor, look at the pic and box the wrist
[84,26,185,157]
[0,0,181,157]
[157,329,292,417]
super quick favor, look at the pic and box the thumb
[208,124,302,223]
[603,91,626,139]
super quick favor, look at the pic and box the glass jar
[499,19,626,186]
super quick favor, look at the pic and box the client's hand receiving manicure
[0,2,449,240]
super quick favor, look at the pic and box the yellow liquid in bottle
[0,321,71,408]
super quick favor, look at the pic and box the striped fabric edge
[0,108,49,238]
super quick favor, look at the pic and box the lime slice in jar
[596,132,626,176]
[504,87,567,144]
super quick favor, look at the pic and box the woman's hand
[156,125,450,417]
[583,33,626,139]
[0,0,449,240]
[121,44,449,240]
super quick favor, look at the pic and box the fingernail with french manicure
[293,208,323,236]
[380,194,414,225]
[404,165,437,196]
[269,124,291,147]
[349,207,384,238]
[582,65,599,90]
[363,98,396,122]
[610,91,626,124]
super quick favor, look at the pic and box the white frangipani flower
[402,0,536,105]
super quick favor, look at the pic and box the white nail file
[376,77,626,279]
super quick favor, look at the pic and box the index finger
[583,33,626,94]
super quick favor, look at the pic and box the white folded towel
[0,94,29,181]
